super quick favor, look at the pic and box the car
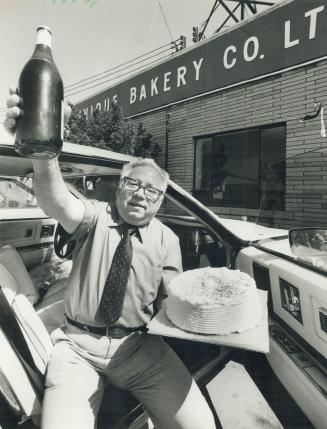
[0,140,326,429]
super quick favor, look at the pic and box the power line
[65,52,174,98]
[64,45,175,95]
[65,38,185,97]
[64,41,176,90]
[157,0,177,50]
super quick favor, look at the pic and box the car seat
[0,244,152,429]
[0,244,65,426]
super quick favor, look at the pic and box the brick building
[76,0,327,229]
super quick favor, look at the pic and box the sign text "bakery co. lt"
[76,0,327,118]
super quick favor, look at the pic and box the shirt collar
[106,203,147,243]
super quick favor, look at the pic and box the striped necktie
[99,224,134,325]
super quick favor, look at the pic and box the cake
[165,267,262,335]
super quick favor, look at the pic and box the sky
[0,0,279,141]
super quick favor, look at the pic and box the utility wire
[65,52,174,98]
[65,45,176,95]
[64,41,176,90]
[65,50,175,97]
[157,0,177,50]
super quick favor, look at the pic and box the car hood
[216,217,287,243]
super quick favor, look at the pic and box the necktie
[99,224,134,325]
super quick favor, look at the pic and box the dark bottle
[15,26,64,158]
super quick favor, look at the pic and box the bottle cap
[36,25,52,47]
[36,25,52,35]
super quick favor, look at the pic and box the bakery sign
[76,0,327,118]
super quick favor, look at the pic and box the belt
[65,315,147,339]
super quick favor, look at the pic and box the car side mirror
[289,228,327,257]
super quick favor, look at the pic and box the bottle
[15,26,64,158]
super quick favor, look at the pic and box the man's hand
[3,85,72,135]
[4,86,20,135]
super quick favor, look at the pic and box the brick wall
[131,59,327,230]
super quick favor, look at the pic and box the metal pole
[165,111,171,171]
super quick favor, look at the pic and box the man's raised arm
[32,158,84,234]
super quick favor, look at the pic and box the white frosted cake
[165,267,262,335]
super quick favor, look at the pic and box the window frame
[193,122,286,211]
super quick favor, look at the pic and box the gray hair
[120,158,169,192]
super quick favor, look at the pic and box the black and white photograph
[0,1,326,428]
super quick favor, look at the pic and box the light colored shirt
[64,199,182,328]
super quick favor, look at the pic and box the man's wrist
[31,157,59,169]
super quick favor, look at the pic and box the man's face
[116,166,165,225]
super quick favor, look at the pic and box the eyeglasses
[122,176,163,202]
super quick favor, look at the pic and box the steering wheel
[54,224,76,259]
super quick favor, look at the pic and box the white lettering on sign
[243,36,259,62]
[284,20,299,48]
[125,59,204,104]
[285,5,324,48]
[104,98,110,111]
[223,38,259,68]
[102,96,117,111]
[151,77,159,96]
[305,6,324,39]
[127,59,204,104]
[140,84,146,101]
[193,58,203,80]
[177,66,187,87]
[223,45,237,69]
[130,87,137,104]
[95,102,101,111]
[164,71,172,92]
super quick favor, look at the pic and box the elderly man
[5,92,216,429]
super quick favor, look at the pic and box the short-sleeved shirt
[64,199,182,328]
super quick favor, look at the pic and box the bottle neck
[36,27,52,48]
[33,28,53,60]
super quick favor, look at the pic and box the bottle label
[61,100,65,141]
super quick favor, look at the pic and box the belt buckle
[106,326,126,339]
[83,324,90,332]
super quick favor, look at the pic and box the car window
[0,178,37,209]
[64,175,120,203]
[0,174,120,210]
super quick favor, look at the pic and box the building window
[194,124,286,210]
